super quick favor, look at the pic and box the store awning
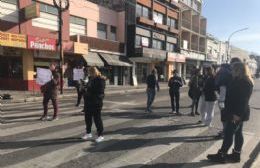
[99,53,132,67]
[82,52,104,67]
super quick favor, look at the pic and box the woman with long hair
[207,63,254,163]
[81,67,106,143]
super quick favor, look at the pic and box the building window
[167,17,178,29]
[153,11,164,24]
[70,16,86,35]
[110,26,117,41]
[153,39,164,50]
[97,23,107,39]
[2,0,17,4]
[166,42,176,52]
[0,56,22,79]
[135,35,150,47]
[39,3,58,15]
[136,4,149,18]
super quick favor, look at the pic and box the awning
[99,53,132,67]
[82,52,104,67]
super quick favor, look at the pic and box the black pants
[191,96,200,113]
[84,108,104,136]
[220,121,244,153]
[169,91,180,113]
[43,95,58,118]
[76,86,83,105]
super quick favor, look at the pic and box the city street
[0,81,259,168]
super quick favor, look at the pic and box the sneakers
[40,115,51,121]
[95,136,104,143]
[52,117,59,121]
[81,133,93,140]
[197,120,202,124]
[207,151,227,163]
[169,111,175,114]
[195,112,200,115]
[226,149,241,163]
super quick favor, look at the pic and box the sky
[202,0,260,55]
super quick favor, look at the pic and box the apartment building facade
[179,0,207,78]
[0,0,130,91]
[126,0,184,83]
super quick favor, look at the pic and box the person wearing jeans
[146,69,159,113]
[207,63,253,163]
[40,63,60,121]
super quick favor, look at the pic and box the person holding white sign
[40,63,60,121]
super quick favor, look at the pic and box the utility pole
[53,0,69,94]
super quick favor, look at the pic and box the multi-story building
[126,0,184,83]
[0,0,130,91]
[179,0,207,78]
[206,33,220,65]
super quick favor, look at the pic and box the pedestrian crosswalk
[1,97,259,168]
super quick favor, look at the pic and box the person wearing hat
[168,69,183,115]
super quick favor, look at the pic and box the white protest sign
[36,68,52,85]
[73,68,84,81]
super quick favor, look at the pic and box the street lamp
[226,27,249,63]
[53,0,69,94]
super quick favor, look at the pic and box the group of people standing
[145,57,254,164]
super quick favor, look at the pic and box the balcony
[191,43,198,51]
[155,23,169,31]
[192,25,199,33]
[200,28,206,35]
[137,17,155,27]
[72,36,125,53]
[169,27,179,34]
[199,45,206,53]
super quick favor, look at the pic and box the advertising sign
[28,36,56,51]
[24,3,40,20]
[0,31,26,48]
[36,68,52,85]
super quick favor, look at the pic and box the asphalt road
[1,80,259,168]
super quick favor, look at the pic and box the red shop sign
[28,35,56,51]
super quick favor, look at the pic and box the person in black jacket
[198,66,217,126]
[146,69,160,113]
[168,69,183,115]
[81,67,106,143]
[207,62,254,163]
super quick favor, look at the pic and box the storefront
[131,47,167,84]
[166,52,186,80]
[0,31,27,90]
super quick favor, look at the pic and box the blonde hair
[232,62,254,85]
[88,67,106,79]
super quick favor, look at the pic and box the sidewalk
[1,82,188,104]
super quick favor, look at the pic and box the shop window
[110,26,117,41]
[153,39,164,50]
[97,23,107,39]
[0,57,22,79]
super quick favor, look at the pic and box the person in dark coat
[168,69,183,115]
[146,69,160,113]
[82,67,106,143]
[40,63,60,121]
[198,66,217,126]
[207,62,254,163]
[189,68,203,116]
